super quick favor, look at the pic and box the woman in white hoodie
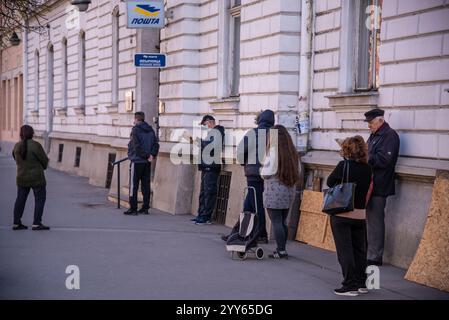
[260,125,300,259]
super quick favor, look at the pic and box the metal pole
[117,164,121,209]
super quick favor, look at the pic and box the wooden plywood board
[296,190,336,252]
[405,170,449,292]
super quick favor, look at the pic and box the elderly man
[192,115,225,225]
[364,108,400,266]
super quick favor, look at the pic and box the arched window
[47,43,54,112]
[112,6,120,105]
[78,30,86,108]
[34,50,40,112]
[61,37,68,109]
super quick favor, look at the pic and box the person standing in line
[222,109,275,244]
[124,111,159,216]
[364,108,400,266]
[192,115,225,225]
[12,125,50,231]
[260,125,300,259]
[327,136,372,296]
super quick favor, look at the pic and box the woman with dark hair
[12,125,50,230]
[327,135,372,296]
[260,125,300,259]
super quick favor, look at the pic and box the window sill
[29,110,39,117]
[73,105,85,116]
[105,103,118,114]
[209,97,240,114]
[54,107,68,117]
[326,92,378,113]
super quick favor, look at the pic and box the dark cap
[199,114,215,125]
[364,108,385,122]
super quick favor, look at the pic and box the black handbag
[322,161,356,215]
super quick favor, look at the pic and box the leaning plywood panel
[405,170,449,292]
[296,190,336,252]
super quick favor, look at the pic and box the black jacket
[237,110,275,182]
[327,160,372,209]
[128,121,159,163]
[198,125,225,172]
[367,122,400,197]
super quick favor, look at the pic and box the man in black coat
[193,115,225,225]
[365,108,400,266]
[124,112,159,216]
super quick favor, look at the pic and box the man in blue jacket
[365,108,400,266]
[124,112,159,215]
[193,115,225,225]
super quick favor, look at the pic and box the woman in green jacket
[12,125,50,230]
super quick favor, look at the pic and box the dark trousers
[244,180,267,238]
[267,208,289,251]
[330,216,368,288]
[13,185,47,225]
[197,170,219,221]
[366,196,386,263]
[129,162,151,210]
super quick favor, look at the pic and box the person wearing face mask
[191,115,225,225]
[364,108,400,266]
[124,112,159,216]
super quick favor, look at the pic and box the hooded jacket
[237,109,275,181]
[128,121,159,163]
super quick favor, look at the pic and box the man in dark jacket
[365,108,400,266]
[222,109,275,243]
[124,112,159,215]
[193,115,225,225]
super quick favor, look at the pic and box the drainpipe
[23,22,29,125]
[288,0,314,240]
[297,0,314,152]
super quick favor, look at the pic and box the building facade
[22,0,159,189]
[0,40,24,153]
[153,0,449,269]
[8,0,449,269]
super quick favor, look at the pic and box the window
[112,7,119,105]
[106,153,116,189]
[74,147,82,167]
[78,31,86,108]
[1,80,6,130]
[47,43,54,118]
[58,144,64,162]
[62,38,68,109]
[354,0,382,90]
[6,79,11,130]
[229,0,241,96]
[217,0,241,99]
[34,50,40,111]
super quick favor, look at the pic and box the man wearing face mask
[192,115,225,225]
[124,112,159,216]
[364,108,400,266]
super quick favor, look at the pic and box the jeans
[244,180,267,238]
[197,170,219,221]
[13,185,47,225]
[267,208,289,251]
[330,216,367,288]
[129,162,151,210]
[366,196,386,263]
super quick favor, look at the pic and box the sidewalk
[0,153,448,300]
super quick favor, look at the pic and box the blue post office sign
[127,1,165,29]
[134,53,166,68]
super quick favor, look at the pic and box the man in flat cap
[192,115,225,225]
[364,108,400,266]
